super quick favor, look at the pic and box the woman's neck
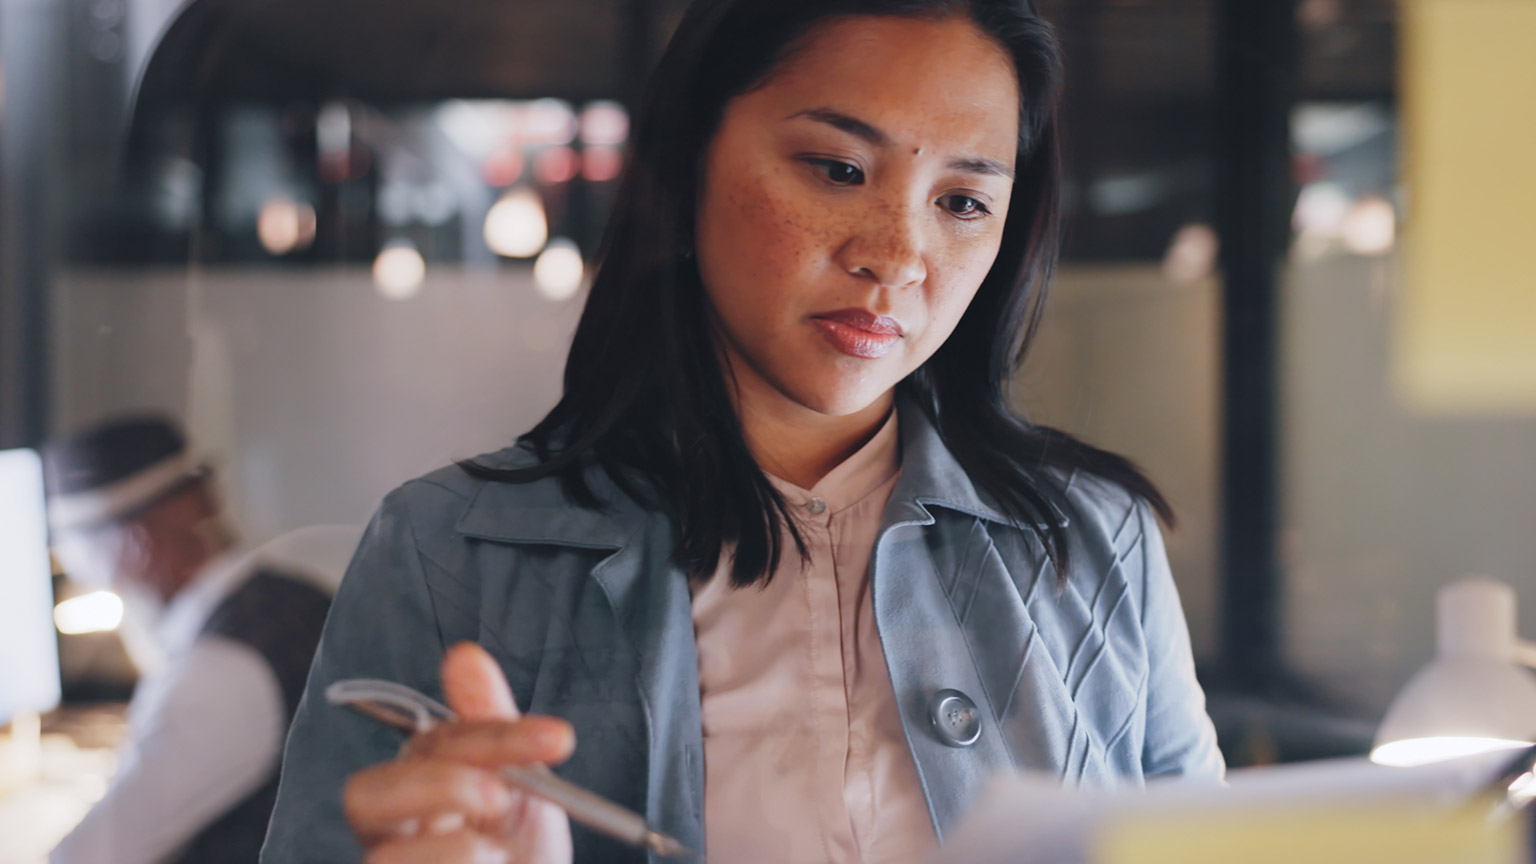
[733,387,895,490]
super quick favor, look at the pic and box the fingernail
[479,774,512,812]
[538,725,573,752]
[474,843,511,864]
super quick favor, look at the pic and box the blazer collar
[454,397,1067,549]
[884,395,1069,531]
[452,447,705,856]
[454,449,650,550]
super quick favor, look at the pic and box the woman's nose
[834,199,928,289]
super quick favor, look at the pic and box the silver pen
[326,678,694,860]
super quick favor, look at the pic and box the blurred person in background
[264,0,1223,862]
[44,415,336,864]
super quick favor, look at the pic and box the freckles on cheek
[939,253,992,302]
[924,260,993,341]
[725,175,821,279]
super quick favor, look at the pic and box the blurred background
[2,0,1534,858]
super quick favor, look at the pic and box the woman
[261,1,1223,862]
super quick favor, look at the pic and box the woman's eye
[941,195,990,218]
[808,159,864,186]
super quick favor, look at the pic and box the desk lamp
[1372,577,1536,766]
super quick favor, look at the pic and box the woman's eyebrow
[790,107,890,145]
[789,107,1014,180]
[950,157,1014,181]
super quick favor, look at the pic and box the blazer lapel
[872,513,1018,840]
[875,399,1105,838]
[586,528,706,861]
[457,472,705,862]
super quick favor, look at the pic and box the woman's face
[696,14,1021,421]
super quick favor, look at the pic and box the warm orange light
[257,198,317,255]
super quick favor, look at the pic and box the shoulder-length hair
[466,0,1175,587]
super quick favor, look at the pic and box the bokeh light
[535,147,580,185]
[1293,182,1351,238]
[522,99,577,146]
[483,189,548,258]
[581,146,624,183]
[1341,197,1397,256]
[1162,223,1219,283]
[482,147,524,187]
[372,242,426,300]
[378,184,413,227]
[436,100,517,162]
[533,238,585,301]
[414,183,457,227]
[54,591,124,635]
[256,198,317,256]
[579,101,630,146]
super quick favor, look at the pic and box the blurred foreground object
[1093,803,1518,864]
[1396,0,1536,415]
[1373,577,1536,767]
[935,751,1529,864]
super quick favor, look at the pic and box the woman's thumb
[442,641,520,721]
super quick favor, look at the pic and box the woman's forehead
[740,15,1021,159]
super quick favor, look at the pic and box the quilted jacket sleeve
[1135,501,1225,781]
[260,483,453,863]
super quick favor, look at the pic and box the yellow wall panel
[1396,0,1536,415]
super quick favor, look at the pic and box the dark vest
[169,568,331,864]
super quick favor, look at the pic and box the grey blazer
[261,405,1223,863]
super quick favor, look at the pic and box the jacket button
[929,689,982,748]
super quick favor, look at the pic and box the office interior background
[1,0,1534,857]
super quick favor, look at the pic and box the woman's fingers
[407,717,575,768]
[347,644,576,863]
[443,642,521,720]
[345,759,511,841]
[432,641,576,766]
[362,827,513,864]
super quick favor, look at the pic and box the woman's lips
[811,309,903,359]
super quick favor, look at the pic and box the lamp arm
[1518,639,1536,669]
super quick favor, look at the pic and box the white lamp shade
[1372,656,1536,766]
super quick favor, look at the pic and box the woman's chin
[781,380,899,420]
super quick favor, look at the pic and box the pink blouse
[691,412,938,864]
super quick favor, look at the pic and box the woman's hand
[343,643,575,864]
